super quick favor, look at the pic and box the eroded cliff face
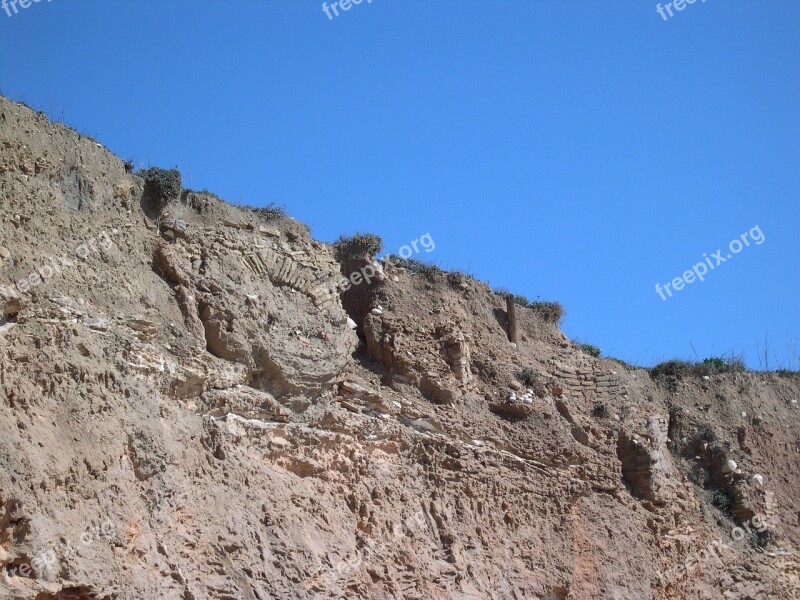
[0,97,798,600]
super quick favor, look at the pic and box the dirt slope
[0,97,798,600]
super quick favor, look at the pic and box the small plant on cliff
[699,355,746,375]
[650,360,693,380]
[391,257,441,278]
[592,402,608,418]
[580,343,602,358]
[528,301,565,324]
[697,424,716,443]
[515,367,547,396]
[513,295,530,308]
[608,356,633,368]
[651,356,745,382]
[687,465,705,486]
[445,270,472,288]
[776,369,800,379]
[334,232,383,261]
[515,367,538,387]
[711,489,733,514]
[749,528,773,549]
[143,167,182,212]
[242,202,287,221]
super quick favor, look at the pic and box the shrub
[687,465,705,485]
[592,402,608,418]
[389,257,441,278]
[650,360,693,380]
[241,202,287,221]
[513,295,530,308]
[776,369,800,379]
[749,528,773,549]
[699,356,746,375]
[711,489,733,514]
[697,424,716,443]
[515,367,547,396]
[515,367,538,387]
[335,232,383,261]
[608,357,633,368]
[651,356,745,382]
[446,270,471,288]
[528,301,565,324]
[580,343,602,358]
[143,167,182,212]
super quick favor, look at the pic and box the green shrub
[515,367,537,387]
[608,357,633,368]
[749,528,773,549]
[514,368,546,396]
[335,232,383,260]
[711,489,733,514]
[700,356,746,375]
[513,295,530,308]
[389,257,441,278]
[776,369,800,379]
[697,425,716,443]
[580,343,602,358]
[238,202,287,221]
[528,301,565,324]
[702,357,728,373]
[592,402,608,418]
[446,270,471,288]
[143,167,182,212]
[687,466,705,485]
[651,356,745,381]
[650,360,693,380]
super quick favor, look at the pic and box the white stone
[371,308,383,316]
[753,474,764,487]
[722,459,738,474]
[346,318,357,329]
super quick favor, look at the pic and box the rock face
[0,96,799,599]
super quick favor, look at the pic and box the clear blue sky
[1,1,798,369]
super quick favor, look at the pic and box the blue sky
[1,0,798,369]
